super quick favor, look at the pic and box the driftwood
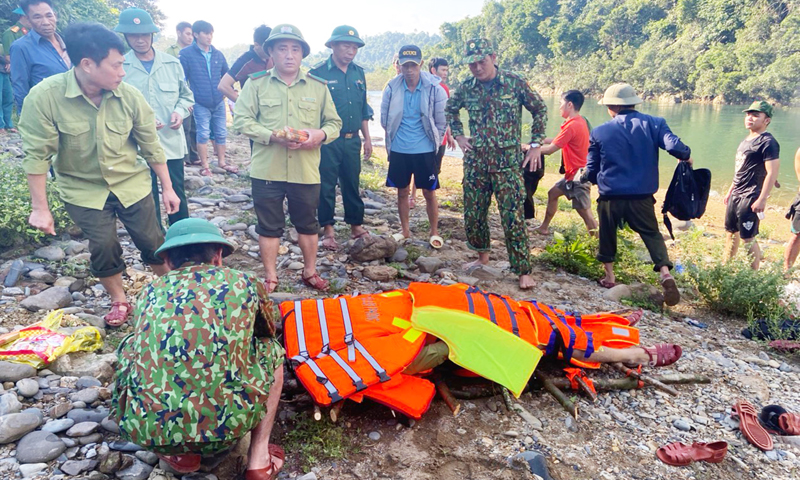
[610,363,679,396]
[434,377,461,416]
[541,377,578,419]
[329,403,344,423]
[501,387,545,426]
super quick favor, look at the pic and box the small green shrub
[0,160,72,249]
[538,226,603,279]
[283,413,355,469]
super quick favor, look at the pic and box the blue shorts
[193,102,227,145]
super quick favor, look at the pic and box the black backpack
[661,161,712,240]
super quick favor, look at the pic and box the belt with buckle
[342,132,357,139]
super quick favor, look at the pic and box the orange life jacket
[280,291,435,419]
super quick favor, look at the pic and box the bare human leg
[397,186,411,238]
[784,233,800,270]
[246,365,285,472]
[258,235,280,292]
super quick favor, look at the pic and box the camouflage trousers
[463,150,531,275]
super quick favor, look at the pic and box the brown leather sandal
[302,272,329,292]
[245,445,284,480]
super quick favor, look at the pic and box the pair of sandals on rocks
[656,400,800,466]
[158,445,284,479]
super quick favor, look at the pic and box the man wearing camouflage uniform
[446,38,547,290]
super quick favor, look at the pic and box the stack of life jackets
[280,283,641,418]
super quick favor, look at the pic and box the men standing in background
[166,21,192,58]
[723,100,780,271]
[218,25,272,103]
[585,83,691,305]
[180,20,235,175]
[233,24,341,293]
[310,25,373,250]
[784,147,800,271]
[11,0,70,111]
[116,8,194,231]
[1,6,28,132]
[446,38,546,290]
[381,45,447,249]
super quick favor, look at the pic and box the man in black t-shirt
[723,100,780,270]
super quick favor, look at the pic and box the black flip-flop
[759,404,790,435]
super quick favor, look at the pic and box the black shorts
[725,195,759,239]
[252,179,320,237]
[386,151,439,190]
[786,193,800,234]
[433,144,446,175]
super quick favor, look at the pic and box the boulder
[0,361,36,382]
[0,412,41,444]
[15,430,66,463]
[19,286,72,311]
[348,235,397,262]
[0,391,22,415]
[27,269,56,284]
[603,284,632,302]
[466,264,503,280]
[33,245,65,261]
[49,352,115,383]
[415,256,443,274]
[363,266,398,282]
[116,458,154,480]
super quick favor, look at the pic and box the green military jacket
[2,23,27,59]
[232,68,342,184]
[165,44,182,59]
[308,55,373,134]
[123,50,194,160]
[19,69,167,210]
[446,68,547,163]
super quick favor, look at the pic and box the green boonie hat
[114,8,159,35]
[264,24,310,58]
[155,218,235,259]
[325,25,364,48]
[599,83,643,106]
[464,38,494,64]
[13,7,24,15]
[743,100,773,118]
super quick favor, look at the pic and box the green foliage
[0,160,72,250]
[538,224,603,279]
[283,413,354,470]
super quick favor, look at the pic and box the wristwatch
[529,142,540,149]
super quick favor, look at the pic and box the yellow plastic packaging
[0,310,103,368]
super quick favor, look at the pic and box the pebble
[16,431,66,463]
[100,417,120,434]
[18,462,48,478]
[673,419,692,431]
[76,376,102,389]
[16,378,39,398]
[108,440,144,452]
[296,474,318,480]
[66,421,100,437]
[0,361,36,382]
[287,261,304,270]
[19,286,72,311]
[41,418,75,434]
[60,459,98,476]
[368,431,381,441]
[70,388,100,404]
[134,450,158,466]
[66,407,110,424]
[116,458,154,480]
[49,402,73,419]
[0,392,22,416]
[0,412,41,444]
[34,245,65,261]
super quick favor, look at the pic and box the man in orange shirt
[535,90,597,235]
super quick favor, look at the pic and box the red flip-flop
[245,444,284,480]
[779,412,800,435]
[656,441,728,466]
[732,400,773,451]
[157,453,201,473]
[642,343,682,367]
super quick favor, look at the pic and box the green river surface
[368,92,800,206]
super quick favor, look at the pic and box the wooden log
[313,405,322,421]
[542,378,578,419]
[610,363,679,396]
[329,403,343,423]
[501,387,544,426]
[434,377,461,416]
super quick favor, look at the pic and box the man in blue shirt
[585,83,692,306]
[380,45,447,248]
[10,0,70,111]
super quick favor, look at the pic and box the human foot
[462,258,488,271]
[321,234,338,251]
[534,226,550,235]
[519,274,536,290]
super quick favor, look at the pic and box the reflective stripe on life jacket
[280,291,429,411]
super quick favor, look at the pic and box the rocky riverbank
[1,131,799,480]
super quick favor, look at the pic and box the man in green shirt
[165,21,192,59]
[0,7,29,133]
[309,25,373,250]
[19,23,180,326]
[115,8,194,231]
[164,21,198,165]
[446,38,547,290]
[1,7,30,61]
[233,24,341,292]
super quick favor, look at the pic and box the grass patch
[229,211,256,225]
[404,244,423,263]
[283,413,356,470]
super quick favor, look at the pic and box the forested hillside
[304,31,442,71]
[431,0,800,105]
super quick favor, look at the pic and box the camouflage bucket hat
[155,218,235,259]
[325,25,364,48]
[743,100,774,118]
[599,83,643,106]
[464,38,494,64]
[264,24,311,58]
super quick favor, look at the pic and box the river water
[367,92,800,205]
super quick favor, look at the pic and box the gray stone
[287,261,304,270]
[79,432,103,445]
[70,388,100,404]
[16,378,39,398]
[2,286,24,295]
[108,440,144,452]
[64,241,87,256]
[27,269,56,283]
[76,376,102,389]
[181,474,218,480]
[20,408,43,424]
[348,235,397,262]
[221,222,248,232]
[0,412,41,444]
[18,463,48,478]
[20,286,72,311]
[100,416,120,434]
[673,419,692,431]
[0,362,37,382]
[415,256,443,274]
[457,275,480,286]
[390,248,408,263]
[75,313,106,331]
[4,259,24,287]
[466,264,503,280]
[296,473,318,480]
[49,402,73,419]
[42,418,75,433]
[603,284,632,302]
[16,430,66,463]
[66,407,110,424]
[34,246,65,261]
[368,431,381,441]
[328,277,348,290]
[363,265,398,282]
[765,450,779,461]
[49,352,115,383]
[0,392,22,415]
[184,176,205,190]
[61,459,97,476]
[116,458,154,480]
[134,450,158,465]
[53,275,77,288]
[66,421,100,437]
[225,194,250,203]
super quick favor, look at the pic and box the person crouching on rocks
[111,218,285,480]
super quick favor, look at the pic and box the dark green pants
[596,196,672,271]
[183,114,198,162]
[151,159,189,233]
[318,136,364,227]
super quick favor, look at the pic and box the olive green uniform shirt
[19,69,167,210]
[165,44,182,59]
[123,50,194,160]
[2,23,27,58]
[233,68,342,184]
[308,56,373,133]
